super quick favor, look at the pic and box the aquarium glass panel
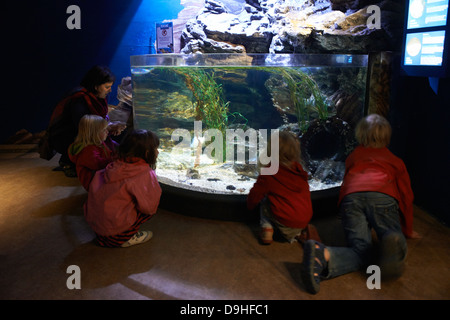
[130,53,368,195]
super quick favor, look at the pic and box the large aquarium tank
[130,53,368,218]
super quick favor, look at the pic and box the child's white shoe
[121,231,153,247]
[260,227,274,245]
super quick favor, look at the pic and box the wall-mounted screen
[407,0,449,29]
[404,30,446,66]
[402,0,450,77]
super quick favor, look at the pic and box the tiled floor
[0,149,449,300]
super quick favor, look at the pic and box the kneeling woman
[84,129,161,248]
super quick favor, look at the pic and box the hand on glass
[108,121,126,136]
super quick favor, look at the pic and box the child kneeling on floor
[84,129,162,248]
[247,131,319,245]
[301,114,421,294]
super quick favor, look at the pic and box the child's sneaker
[121,231,153,247]
[260,227,274,245]
[301,240,328,294]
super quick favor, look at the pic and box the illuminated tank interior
[131,53,368,219]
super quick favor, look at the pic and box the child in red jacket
[85,129,161,248]
[247,131,314,244]
[301,114,421,295]
[68,114,118,190]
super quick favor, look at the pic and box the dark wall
[390,58,450,226]
[2,1,141,142]
[2,0,183,143]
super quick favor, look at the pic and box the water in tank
[130,53,367,195]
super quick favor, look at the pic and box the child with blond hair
[301,114,420,294]
[247,131,316,245]
[68,114,118,190]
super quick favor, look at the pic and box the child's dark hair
[119,129,160,166]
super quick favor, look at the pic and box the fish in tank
[130,53,368,195]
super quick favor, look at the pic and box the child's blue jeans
[325,192,407,279]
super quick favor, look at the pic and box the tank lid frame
[130,53,368,68]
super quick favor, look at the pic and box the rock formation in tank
[180,0,404,54]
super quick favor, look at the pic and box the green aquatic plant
[177,68,230,133]
[175,68,249,163]
[280,68,329,133]
[264,67,329,133]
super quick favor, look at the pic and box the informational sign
[402,0,450,77]
[156,22,174,53]
[404,30,446,66]
[407,0,449,29]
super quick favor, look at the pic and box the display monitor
[401,0,450,77]
[407,0,449,29]
[404,30,446,66]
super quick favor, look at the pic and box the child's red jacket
[247,162,313,229]
[68,141,117,191]
[338,146,414,237]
